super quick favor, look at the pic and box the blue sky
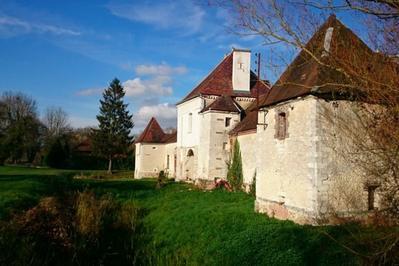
[0,0,267,132]
[0,0,368,133]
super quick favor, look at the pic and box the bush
[0,190,145,265]
[249,171,256,196]
[44,136,70,168]
[156,170,167,189]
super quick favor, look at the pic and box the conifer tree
[227,140,243,191]
[92,78,134,173]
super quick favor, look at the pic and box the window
[276,112,288,140]
[225,117,231,127]
[223,142,228,150]
[188,113,193,133]
[367,185,378,211]
[174,155,177,173]
[167,155,170,169]
[187,149,194,157]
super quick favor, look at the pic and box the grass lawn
[0,166,358,265]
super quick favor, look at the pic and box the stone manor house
[135,16,397,224]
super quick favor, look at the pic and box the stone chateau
[134,16,397,224]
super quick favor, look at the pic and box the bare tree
[211,0,399,263]
[43,107,70,137]
[1,91,38,124]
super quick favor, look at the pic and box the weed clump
[0,190,145,265]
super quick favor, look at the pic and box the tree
[0,91,42,164]
[92,78,134,173]
[44,135,70,168]
[213,0,398,263]
[227,140,243,191]
[43,107,70,138]
[0,101,7,165]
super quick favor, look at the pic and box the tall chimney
[232,48,251,92]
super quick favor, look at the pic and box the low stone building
[134,15,397,224]
[134,118,177,179]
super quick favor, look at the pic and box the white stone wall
[134,143,166,179]
[255,96,319,224]
[177,97,204,147]
[199,111,240,181]
[255,96,377,224]
[164,142,177,178]
[315,100,372,217]
[237,132,257,185]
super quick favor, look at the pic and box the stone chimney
[232,48,251,92]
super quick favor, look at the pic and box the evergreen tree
[227,140,243,191]
[92,78,134,173]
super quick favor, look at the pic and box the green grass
[0,166,357,265]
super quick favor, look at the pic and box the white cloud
[0,14,81,37]
[123,76,173,97]
[135,103,177,132]
[76,87,104,96]
[76,62,186,100]
[135,63,187,76]
[107,1,205,34]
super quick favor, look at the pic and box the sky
[0,0,367,133]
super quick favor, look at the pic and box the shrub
[0,190,144,266]
[227,140,243,191]
[156,170,167,189]
[44,136,70,168]
[249,171,256,196]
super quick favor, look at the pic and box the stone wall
[164,142,177,178]
[202,111,240,181]
[135,143,167,179]
[255,96,319,223]
[255,96,377,224]
[314,99,373,219]
[237,132,257,186]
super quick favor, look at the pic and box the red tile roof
[230,110,258,136]
[257,15,388,108]
[201,95,242,113]
[180,50,270,103]
[135,117,176,144]
[162,132,177,143]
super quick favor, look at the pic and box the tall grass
[0,189,145,265]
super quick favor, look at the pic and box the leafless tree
[1,91,38,124]
[43,107,70,137]
[211,0,399,263]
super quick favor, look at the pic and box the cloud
[123,76,173,97]
[76,87,104,96]
[135,103,177,132]
[135,63,187,76]
[76,62,186,101]
[0,14,81,37]
[107,1,205,34]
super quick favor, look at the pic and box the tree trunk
[108,158,112,174]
